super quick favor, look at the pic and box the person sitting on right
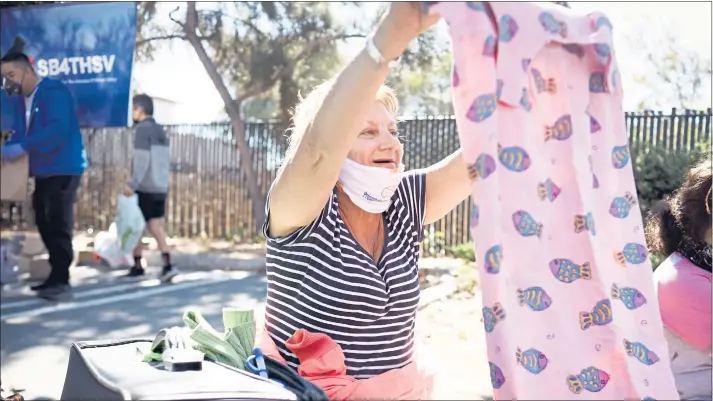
[646,154,712,401]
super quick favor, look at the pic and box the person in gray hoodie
[123,94,177,281]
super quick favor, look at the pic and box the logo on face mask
[339,159,405,214]
[363,192,388,203]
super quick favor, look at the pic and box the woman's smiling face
[347,101,403,171]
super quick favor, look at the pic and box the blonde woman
[262,2,471,387]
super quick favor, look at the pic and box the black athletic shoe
[37,283,73,301]
[160,266,178,283]
[125,267,146,278]
[30,281,57,291]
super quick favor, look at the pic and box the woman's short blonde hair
[281,80,399,167]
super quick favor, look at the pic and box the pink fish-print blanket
[424,2,679,400]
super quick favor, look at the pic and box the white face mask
[338,158,405,214]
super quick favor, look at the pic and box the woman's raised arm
[268,3,439,238]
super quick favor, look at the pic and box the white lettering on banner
[35,55,117,77]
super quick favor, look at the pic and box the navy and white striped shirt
[263,172,426,378]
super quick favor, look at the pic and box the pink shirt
[426,2,679,399]
[654,253,712,399]
[655,253,712,354]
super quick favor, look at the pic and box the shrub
[633,140,710,269]
[448,242,475,262]
[422,229,446,257]
[633,141,710,216]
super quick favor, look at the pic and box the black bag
[60,338,300,401]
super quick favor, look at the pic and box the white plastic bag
[0,238,20,284]
[115,194,146,255]
[94,195,146,268]
[93,223,133,268]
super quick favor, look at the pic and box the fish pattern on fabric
[467,153,496,180]
[611,283,647,310]
[562,43,585,59]
[512,210,543,238]
[489,362,506,389]
[567,366,610,394]
[470,203,480,230]
[538,11,567,38]
[482,302,506,333]
[520,88,532,111]
[574,212,596,235]
[531,68,557,94]
[590,114,602,133]
[614,242,649,266]
[467,80,504,122]
[594,43,611,58]
[466,1,485,12]
[516,347,549,374]
[590,71,608,93]
[550,258,592,283]
[579,299,614,330]
[624,339,661,366]
[609,191,638,218]
[537,178,561,202]
[498,144,532,172]
[483,35,496,56]
[544,114,573,142]
[499,15,519,42]
[425,2,679,399]
[484,244,503,274]
[517,286,552,311]
[611,144,630,169]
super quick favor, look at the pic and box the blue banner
[0,89,14,132]
[1,2,137,128]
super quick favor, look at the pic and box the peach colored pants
[261,329,433,400]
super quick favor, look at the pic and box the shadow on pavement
[0,273,267,400]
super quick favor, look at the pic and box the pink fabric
[655,252,712,354]
[260,329,434,400]
[426,2,679,400]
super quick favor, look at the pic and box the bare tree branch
[182,1,266,227]
[136,32,215,46]
[169,5,184,28]
[136,34,185,46]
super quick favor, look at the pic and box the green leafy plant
[454,262,479,294]
[633,141,710,216]
[633,140,710,270]
[422,229,446,257]
[447,242,475,263]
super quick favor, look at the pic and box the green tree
[137,2,448,228]
[629,19,712,111]
[387,50,454,116]
[136,2,366,228]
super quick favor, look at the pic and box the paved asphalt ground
[1,270,267,401]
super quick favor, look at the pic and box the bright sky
[132,2,712,124]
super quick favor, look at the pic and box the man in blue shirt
[0,51,88,301]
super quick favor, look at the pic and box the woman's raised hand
[373,2,441,61]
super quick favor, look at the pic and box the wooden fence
[2,108,710,254]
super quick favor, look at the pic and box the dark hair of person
[132,94,154,116]
[0,51,31,67]
[645,153,712,256]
